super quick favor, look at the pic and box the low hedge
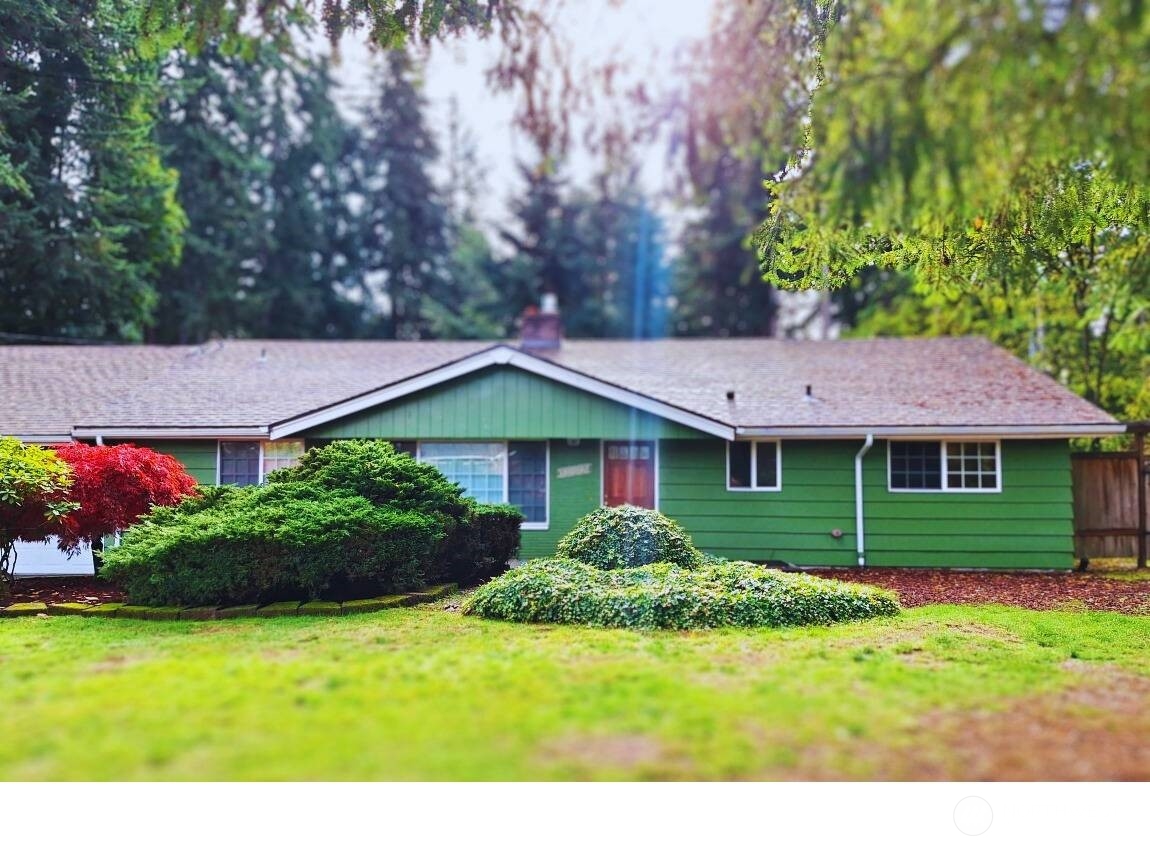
[267,439,470,521]
[435,502,523,587]
[102,483,444,606]
[462,558,900,629]
[556,505,704,570]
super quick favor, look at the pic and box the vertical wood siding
[108,439,218,485]
[518,440,601,559]
[305,367,708,440]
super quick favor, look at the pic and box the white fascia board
[270,345,736,441]
[269,348,512,439]
[11,434,73,444]
[735,424,1127,439]
[72,426,269,439]
[502,351,735,440]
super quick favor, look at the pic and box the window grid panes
[945,441,998,490]
[890,441,999,491]
[889,441,943,490]
[219,441,260,486]
[727,441,779,490]
[419,443,506,505]
[262,440,304,475]
[508,442,547,524]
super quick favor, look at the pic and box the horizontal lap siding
[862,439,1074,570]
[659,440,859,566]
[659,438,1074,570]
[108,439,218,485]
[307,367,707,440]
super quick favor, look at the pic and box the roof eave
[735,423,1128,439]
[71,426,269,439]
[268,345,737,441]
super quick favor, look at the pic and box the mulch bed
[8,577,124,606]
[813,568,1150,613]
[6,570,1149,614]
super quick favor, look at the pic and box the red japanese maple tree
[54,444,199,560]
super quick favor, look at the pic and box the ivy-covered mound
[102,441,523,607]
[462,558,900,629]
[557,505,703,569]
[464,506,898,629]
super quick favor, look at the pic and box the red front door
[603,441,656,509]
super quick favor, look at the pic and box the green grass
[0,601,1147,780]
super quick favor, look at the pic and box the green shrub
[556,505,704,570]
[436,502,523,586]
[462,558,900,629]
[269,439,469,521]
[102,482,444,606]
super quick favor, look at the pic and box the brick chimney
[519,292,563,351]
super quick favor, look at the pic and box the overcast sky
[321,0,716,227]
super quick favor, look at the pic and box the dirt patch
[814,568,1150,613]
[9,577,123,606]
[540,734,688,778]
[789,665,1150,780]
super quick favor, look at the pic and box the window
[888,441,1000,492]
[218,441,260,486]
[416,441,549,527]
[218,440,304,485]
[391,440,417,457]
[262,440,304,475]
[419,442,506,504]
[726,441,780,491]
[945,441,1000,490]
[508,442,548,524]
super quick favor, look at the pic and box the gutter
[735,423,1126,439]
[854,434,875,567]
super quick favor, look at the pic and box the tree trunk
[91,536,104,577]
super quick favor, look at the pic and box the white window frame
[726,439,782,492]
[216,439,304,485]
[261,439,305,478]
[415,440,550,530]
[886,439,1002,493]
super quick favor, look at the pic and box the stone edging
[0,583,458,620]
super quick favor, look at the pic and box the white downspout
[854,434,874,567]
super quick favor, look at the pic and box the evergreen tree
[499,161,582,324]
[251,57,368,337]
[666,0,813,338]
[356,50,453,339]
[151,43,369,342]
[421,98,507,339]
[149,44,271,342]
[0,0,184,342]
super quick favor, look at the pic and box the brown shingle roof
[0,337,1120,439]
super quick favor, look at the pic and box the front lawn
[1,602,1147,780]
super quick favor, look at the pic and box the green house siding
[659,440,860,566]
[658,438,1073,569]
[107,439,218,485]
[518,440,601,559]
[862,438,1074,569]
[305,366,709,440]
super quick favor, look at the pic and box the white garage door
[11,540,94,577]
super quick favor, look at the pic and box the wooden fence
[1071,425,1149,566]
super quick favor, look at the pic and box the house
[0,311,1124,574]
